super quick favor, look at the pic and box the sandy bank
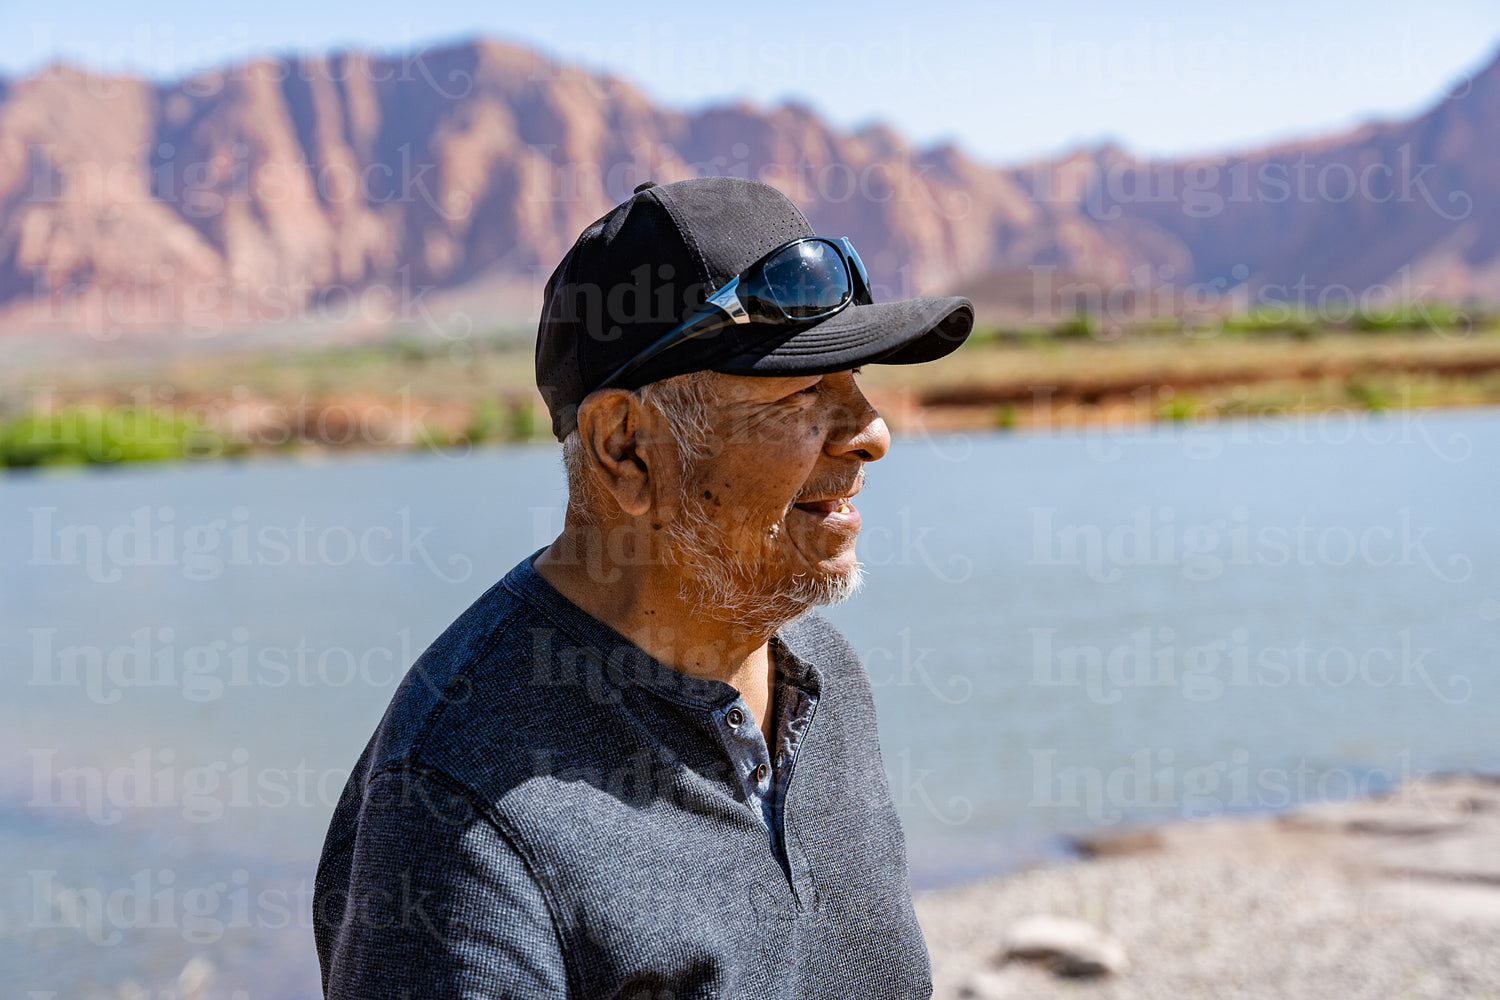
[914,775,1500,999]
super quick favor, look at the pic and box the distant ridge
[0,38,1496,338]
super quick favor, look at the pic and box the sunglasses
[592,236,873,394]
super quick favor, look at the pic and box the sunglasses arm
[704,278,750,325]
[590,278,750,393]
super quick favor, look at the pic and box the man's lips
[792,475,864,529]
[793,498,854,515]
[791,495,861,531]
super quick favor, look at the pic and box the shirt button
[726,708,744,728]
[755,763,769,783]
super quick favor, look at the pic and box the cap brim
[709,296,974,376]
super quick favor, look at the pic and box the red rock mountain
[0,38,1495,338]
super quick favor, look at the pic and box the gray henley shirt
[314,552,931,998]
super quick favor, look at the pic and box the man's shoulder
[359,554,677,799]
[357,565,536,775]
[363,554,623,760]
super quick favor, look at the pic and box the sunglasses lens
[761,240,850,318]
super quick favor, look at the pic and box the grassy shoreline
[6,319,1500,468]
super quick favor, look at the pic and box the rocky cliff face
[0,38,1495,337]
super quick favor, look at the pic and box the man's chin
[677,559,864,629]
[661,505,864,626]
[784,562,865,608]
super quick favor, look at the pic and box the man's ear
[576,391,654,517]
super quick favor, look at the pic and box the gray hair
[560,371,716,524]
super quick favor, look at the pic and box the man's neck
[534,528,800,737]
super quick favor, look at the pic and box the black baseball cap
[535,177,974,439]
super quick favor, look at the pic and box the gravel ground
[915,777,1500,999]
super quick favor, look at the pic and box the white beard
[659,493,864,632]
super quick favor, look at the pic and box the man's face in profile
[653,369,891,615]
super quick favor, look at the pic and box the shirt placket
[711,682,819,867]
[713,699,776,839]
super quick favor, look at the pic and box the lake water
[4,409,1497,998]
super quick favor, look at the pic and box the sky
[2,0,1497,164]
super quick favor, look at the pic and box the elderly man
[314,177,973,998]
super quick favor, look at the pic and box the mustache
[794,469,865,504]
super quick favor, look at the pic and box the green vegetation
[463,398,506,445]
[1218,308,1319,339]
[1156,394,1201,422]
[5,312,1500,469]
[976,301,1488,343]
[1351,302,1472,333]
[1345,378,1393,411]
[0,406,234,468]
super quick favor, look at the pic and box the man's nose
[825,375,891,463]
